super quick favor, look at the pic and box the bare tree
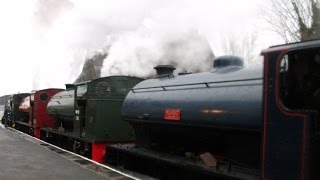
[264,0,320,43]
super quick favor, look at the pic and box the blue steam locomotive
[109,40,320,180]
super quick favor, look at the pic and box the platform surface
[0,126,109,180]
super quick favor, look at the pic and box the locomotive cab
[277,47,320,179]
[262,42,320,180]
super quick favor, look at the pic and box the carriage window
[77,84,87,97]
[280,55,289,72]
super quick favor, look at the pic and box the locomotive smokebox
[154,65,176,77]
[213,55,244,69]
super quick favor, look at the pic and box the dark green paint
[73,76,143,142]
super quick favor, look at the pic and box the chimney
[154,65,176,77]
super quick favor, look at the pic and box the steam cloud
[0,0,265,94]
[32,0,218,86]
[34,0,74,28]
[100,10,215,77]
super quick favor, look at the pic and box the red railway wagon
[17,88,63,138]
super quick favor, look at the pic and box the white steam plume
[101,8,215,77]
[32,0,218,88]
[34,0,74,29]
[0,0,268,95]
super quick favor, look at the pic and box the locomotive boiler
[123,57,263,130]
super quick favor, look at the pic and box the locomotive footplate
[15,121,33,128]
[14,121,34,135]
[107,144,260,180]
[40,128,92,142]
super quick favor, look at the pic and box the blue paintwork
[122,66,263,130]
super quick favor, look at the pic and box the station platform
[0,125,131,180]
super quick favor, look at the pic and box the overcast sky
[0,0,281,95]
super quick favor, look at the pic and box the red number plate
[164,109,181,121]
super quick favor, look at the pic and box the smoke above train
[29,0,216,88]
[76,29,214,82]
[0,0,265,95]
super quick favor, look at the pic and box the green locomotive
[43,76,143,162]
